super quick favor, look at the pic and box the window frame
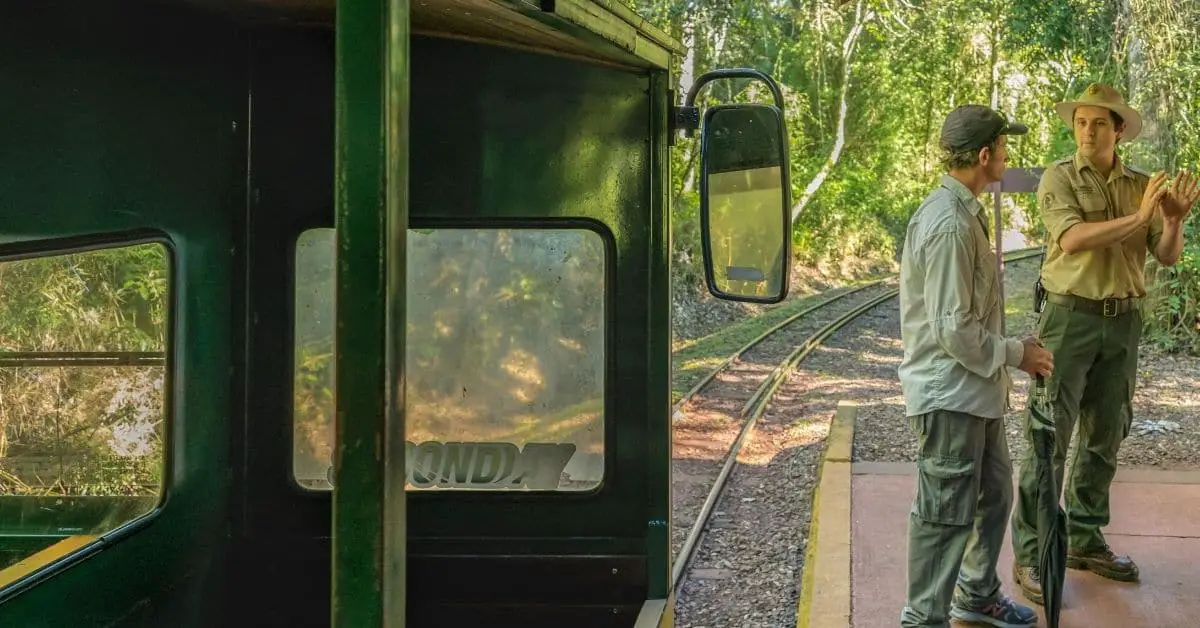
[0,229,178,599]
[288,217,618,499]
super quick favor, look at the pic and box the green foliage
[1143,224,1200,354]
[1006,0,1122,65]
[0,244,167,496]
[1123,0,1200,353]
[638,0,1199,353]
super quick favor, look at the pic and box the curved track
[670,246,1044,590]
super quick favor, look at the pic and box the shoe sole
[1066,555,1140,582]
[948,608,1037,628]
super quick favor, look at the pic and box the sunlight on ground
[678,356,728,373]
[735,419,831,467]
[857,350,901,366]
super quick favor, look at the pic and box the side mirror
[677,69,792,304]
[699,103,791,303]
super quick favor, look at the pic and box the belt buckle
[1102,298,1118,317]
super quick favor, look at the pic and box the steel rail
[671,246,1042,416]
[670,246,1044,591]
[672,278,889,415]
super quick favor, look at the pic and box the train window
[293,229,336,490]
[293,227,607,492]
[0,241,170,582]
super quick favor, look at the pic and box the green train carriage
[0,0,792,625]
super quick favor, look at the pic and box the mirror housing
[676,69,792,304]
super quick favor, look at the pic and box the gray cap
[940,105,1028,152]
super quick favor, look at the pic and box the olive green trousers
[1010,300,1141,566]
[901,411,1013,627]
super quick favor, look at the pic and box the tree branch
[790,0,875,223]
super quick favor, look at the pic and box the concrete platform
[850,464,1200,627]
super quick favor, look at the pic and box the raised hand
[1162,170,1200,221]
[1139,171,1170,224]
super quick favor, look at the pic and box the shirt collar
[1074,151,1134,180]
[940,174,983,215]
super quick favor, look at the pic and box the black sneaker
[949,595,1038,628]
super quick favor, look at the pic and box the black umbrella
[1030,374,1067,627]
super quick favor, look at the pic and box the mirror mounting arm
[672,68,786,138]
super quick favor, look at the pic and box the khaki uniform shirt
[1038,152,1164,299]
[898,175,1024,420]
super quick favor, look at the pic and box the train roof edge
[190,0,684,71]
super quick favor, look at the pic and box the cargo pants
[1010,299,1141,566]
[901,410,1013,627]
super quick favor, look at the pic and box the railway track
[670,246,1044,591]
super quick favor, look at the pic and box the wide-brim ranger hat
[940,104,1029,152]
[1055,83,1143,141]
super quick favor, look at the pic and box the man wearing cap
[1009,83,1200,603]
[898,104,1054,628]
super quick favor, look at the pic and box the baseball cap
[939,105,1028,152]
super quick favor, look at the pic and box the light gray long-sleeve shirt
[897,174,1025,420]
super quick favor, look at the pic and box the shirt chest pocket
[1073,184,1109,221]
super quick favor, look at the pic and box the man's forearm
[1059,212,1148,254]
[1155,219,1185,266]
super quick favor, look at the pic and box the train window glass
[293,229,336,490]
[0,242,170,580]
[292,227,607,492]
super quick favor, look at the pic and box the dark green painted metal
[0,2,244,625]
[403,34,674,622]
[645,69,674,604]
[332,0,408,624]
[408,37,654,540]
[0,0,681,625]
[230,26,339,627]
[384,0,411,624]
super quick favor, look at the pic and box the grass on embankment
[670,276,890,405]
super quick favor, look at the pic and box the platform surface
[850,463,1200,627]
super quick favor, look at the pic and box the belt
[1045,291,1138,318]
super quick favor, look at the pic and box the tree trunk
[790,0,874,223]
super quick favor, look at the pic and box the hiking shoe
[949,595,1038,628]
[1012,563,1043,605]
[1067,543,1139,582]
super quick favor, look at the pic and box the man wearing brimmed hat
[898,104,1053,628]
[1009,83,1200,604]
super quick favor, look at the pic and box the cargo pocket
[913,455,977,526]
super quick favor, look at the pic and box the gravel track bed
[671,281,900,628]
[673,373,824,628]
[670,251,1200,627]
[837,255,1200,469]
[671,279,899,560]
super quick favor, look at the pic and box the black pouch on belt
[1032,246,1047,315]
[1034,277,1047,314]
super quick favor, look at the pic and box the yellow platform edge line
[0,534,99,588]
[797,400,856,628]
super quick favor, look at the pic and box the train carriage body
[0,1,791,625]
